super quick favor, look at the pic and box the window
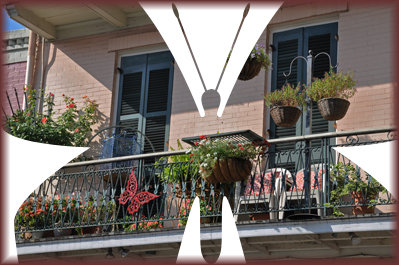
[117,51,174,155]
[270,23,338,145]
[270,23,338,170]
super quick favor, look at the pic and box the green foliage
[327,162,387,216]
[155,139,198,183]
[306,68,356,102]
[189,136,267,180]
[5,86,98,146]
[264,83,306,107]
[249,43,271,70]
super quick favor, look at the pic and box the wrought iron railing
[15,127,396,240]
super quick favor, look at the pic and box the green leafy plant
[327,162,387,216]
[155,140,197,184]
[264,83,306,107]
[189,135,267,180]
[306,68,356,102]
[5,86,98,146]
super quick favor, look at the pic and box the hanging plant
[306,69,356,121]
[265,83,306,127]
[238,43,271,81]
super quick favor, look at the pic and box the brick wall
[41,3,394,152]
[2,62,27,117]
[336,4,395,131]
[2,29,29,117]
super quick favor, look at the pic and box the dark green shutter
[118,51,174,157]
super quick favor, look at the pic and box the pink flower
[50,92,54,96]
[74,128,79,133]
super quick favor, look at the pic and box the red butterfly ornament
[119,170,160,215]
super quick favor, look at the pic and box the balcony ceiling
[5,3,150,40]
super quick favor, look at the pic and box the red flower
[194,142,198,146]
[71,98,74,100]
[200,135,206,139]
[189,159,193,163]
[189,154,193,157]
[240,147,244,150]
[50,92,54,96]
[82,95,87,99]
[67,103,76,108]
[15,118,19,122]
[26,112,30,115]
[41,117,47,124]
[62,93,65,97]
[74,128,79,133]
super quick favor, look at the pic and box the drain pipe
[23,30,37,108]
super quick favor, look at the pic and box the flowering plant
[124,216,164,231]
[189,136,267,179]
[5,86,98,146]
[50,195,80,225]
[15,197,49,230]
[178,199,215,227]
[306,68,356,102]
[264,83,306,107]
[248,43,271,70]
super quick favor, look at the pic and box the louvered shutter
[270,24,337,170]
[304,24,338,147]
[118,51,174,159]
[118,55,147,145]
[271,29,303,153]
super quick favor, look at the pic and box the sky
[2,9,25,31]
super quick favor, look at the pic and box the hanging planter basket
[202,158,252,184]
[270,106,302,127]
[317,98,350,121]
[238,59,263,81]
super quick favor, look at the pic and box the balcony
[15,127,396,261]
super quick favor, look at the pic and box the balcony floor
[17,214,395,262]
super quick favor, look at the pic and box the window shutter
[143,67,172,153]
[271,29,303,152]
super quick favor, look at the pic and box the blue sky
[3,9,25,31]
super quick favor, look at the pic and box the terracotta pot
[238,59,263,81]
[352,192,375,215]
[270,106,302,127]
[317,98,350,121]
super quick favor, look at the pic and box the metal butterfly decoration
[119,169,160,216]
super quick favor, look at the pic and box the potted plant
[50,196,79,237]
[327,162,387,216]
[189,136,266,183]
[5,86,99,147]
[177,199,217,227]
[155,140,199,198]
[265,83,306,127]
[306,69,356,121]
[238,43,271,81]
[15,196,50,240]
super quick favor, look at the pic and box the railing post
[304,50,313,211]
